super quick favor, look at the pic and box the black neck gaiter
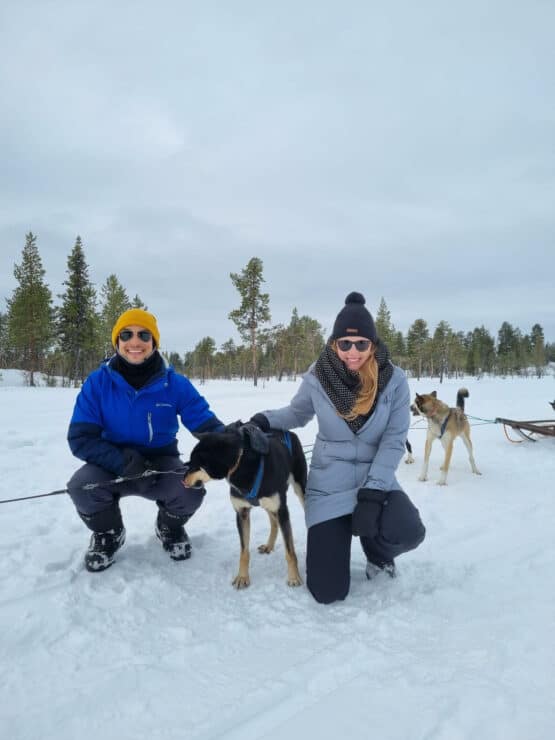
[111,350,164,390]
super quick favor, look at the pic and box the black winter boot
[85,528,126,572]
[155,507,191,561]
[79,504,126,572]
[366,559,396,580]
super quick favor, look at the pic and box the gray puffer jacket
[263,365,410,528]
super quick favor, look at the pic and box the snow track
[1,377,554,739]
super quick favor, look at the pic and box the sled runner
[496,417,555,443]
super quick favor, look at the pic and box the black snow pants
[306,490,425,604]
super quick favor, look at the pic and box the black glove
[351,488,389,538]
[121,448,146,477]
[249,413,271,433]
[240,422,270,454]
[224,418,270,454]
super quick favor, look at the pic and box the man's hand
[121,448,146,477]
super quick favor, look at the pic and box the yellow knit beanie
[111,309,160,349]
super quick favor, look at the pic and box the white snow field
[1,371,554,740]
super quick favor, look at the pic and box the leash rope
[501,424,523,444]
[405,420,492,431]
[0,466,189,505]
[465,414,498,424]
[11,410,498,505]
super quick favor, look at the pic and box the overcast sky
[1,0,554,353]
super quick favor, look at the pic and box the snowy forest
[1,232,553,386]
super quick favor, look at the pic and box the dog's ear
[431,391,437,398]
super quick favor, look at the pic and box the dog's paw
[405,455,415,464]
[258,544,273,554]
[287,575,303,587]
[232,574,250,589]
[473,469,482,476]
[437,480,447,486]
[418,475,428,482]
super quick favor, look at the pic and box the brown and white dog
[410,388,481,485]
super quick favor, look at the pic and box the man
[67,308,224,572]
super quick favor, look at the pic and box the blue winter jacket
[68,357,222,474]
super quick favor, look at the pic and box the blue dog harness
[243,431,292,500]
[244,458,265,500]
[281,430,292,454]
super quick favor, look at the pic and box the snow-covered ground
[1,371,554,740]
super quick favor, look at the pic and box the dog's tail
[456,388,469,411]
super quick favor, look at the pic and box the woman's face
[335,336,373,372]
[116,324,155,364]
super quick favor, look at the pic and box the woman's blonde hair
[332,341,378,419]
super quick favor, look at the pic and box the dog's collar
[228,449,243,477]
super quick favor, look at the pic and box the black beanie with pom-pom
[331,292,377,342]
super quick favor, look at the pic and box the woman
[67,308,224,572]
[250,292,425,604]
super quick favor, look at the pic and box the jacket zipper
[147,412,153,443]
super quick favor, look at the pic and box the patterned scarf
[314,339,394,432]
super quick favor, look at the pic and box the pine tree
[497,322,519,376]
[530,323,546,377]
[99,274,131,356]
[287,308,303,379]
[265,324,288,381]
[406,319,430,380]
[466,326,495,377]
[431,320,453,382]
[58,236,99,384]
[375,297,396,348]
[164,351,184,374]
[392,330,406,366]
[0,311,7,368]
[220,338,238,380]
[5,232,54,385]
[131,294,147,309]
[193,337,216,383]
[229,257,270,386]
[450,331,468,378]
[294,313,325,376]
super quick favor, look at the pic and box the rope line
[502,424,522,444]
[0,466,188,505]
[465,414,497,424]
[0,409,515,504]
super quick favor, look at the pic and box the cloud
[1,1,554,351]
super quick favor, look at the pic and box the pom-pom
[345,292,365,305]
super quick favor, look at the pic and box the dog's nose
[193,479,204,488]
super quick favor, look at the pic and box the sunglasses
[118,330,153,343]
[336,339,372,352]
